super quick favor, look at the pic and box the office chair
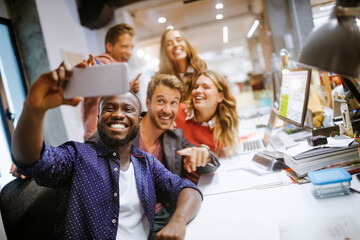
[0,178,61,240]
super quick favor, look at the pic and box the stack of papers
[284,138,355,157]
[283,138,360,177]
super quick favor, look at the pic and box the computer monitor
[277,68,311,127]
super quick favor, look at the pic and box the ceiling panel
[124,0,262,65]
[129,0,261,42]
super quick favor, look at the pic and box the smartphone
[63,62,129,98]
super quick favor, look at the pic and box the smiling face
[147,84,181,131]
[192,74,224,117]
[97,93,140,148]
[106,33,134,62]
[164,30,188,64]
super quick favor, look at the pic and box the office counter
[185,153,360,240]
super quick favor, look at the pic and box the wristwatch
[198,144,212,161]
[198,144,210,151]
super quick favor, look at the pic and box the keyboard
[236,139,265,155]
[270,131,298,151]
[244,139,263,151]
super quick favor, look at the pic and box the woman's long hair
[187,70,239,156]
[159,29,207,100]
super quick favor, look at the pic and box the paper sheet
[284,138,355,157]
[198,156,292,196]
[279,215,360,240]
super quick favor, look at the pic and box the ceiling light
[137,49,145,58]
[158,17,166,24]
[147,62,153,69]
[215,3,223,9]
[247,19,259,38]
[313,16,331,27]
[223,26,228,43]
[144,54,151,62]
[319,3,335,11]
[216,14,223,20]
[167,25,174,30]
[152,58,160,65]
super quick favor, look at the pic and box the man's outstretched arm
[11,62,82,167]
[156,188,202,240]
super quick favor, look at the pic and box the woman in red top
[175,70,239,157]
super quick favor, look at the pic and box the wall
[114,8,148,111]
[35,0,144,141]
[35,0,115,142]
[0,0,8,18]
[6,0,70,145]
[263,0,313,60]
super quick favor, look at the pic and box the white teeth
[195,97,203,100]
[160,116,170,120]
[174,49,182,54]
[111,124,126,129]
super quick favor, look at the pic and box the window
[0,17,27,188]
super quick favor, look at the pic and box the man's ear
[146,98,150,109]
[105,42,113,53]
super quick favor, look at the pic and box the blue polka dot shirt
[17,139,202,239]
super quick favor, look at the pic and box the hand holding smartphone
[63,62,129,98]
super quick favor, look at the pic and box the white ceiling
[120,0,263,82]
[129,0,261,42]
[121,0,334,82]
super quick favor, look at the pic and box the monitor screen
[278,68,311,127]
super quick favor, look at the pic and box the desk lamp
[298,0,360,102]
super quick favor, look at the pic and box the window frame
[0,17,28,172]
[0,17,28,133]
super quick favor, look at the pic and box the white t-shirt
[116,162,149,240]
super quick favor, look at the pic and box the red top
[175,103,216,152]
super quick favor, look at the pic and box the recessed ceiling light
[158,17,166,24]
[215,3,223,9]
[216,14,223,20]
[223,26,228,43]
[247,20,260,38]
[167,25,174,30]
[152,58,159,65]
[144,54,151,61]
[137,49,145,58]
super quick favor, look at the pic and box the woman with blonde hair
[159,28,207,100]
[175,70,239,157]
